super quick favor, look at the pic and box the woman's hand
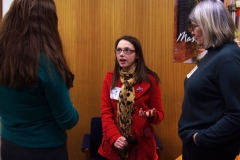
[139,108,156,118]
[114,136,128,149]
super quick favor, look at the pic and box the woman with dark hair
[98,35,164,160]
[0,0,79,159]
[178,0,240,159]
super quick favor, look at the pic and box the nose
[119,51,125,56]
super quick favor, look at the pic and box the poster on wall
[225,0,240,46]
[173,0,204,63]
[173,0,240,63]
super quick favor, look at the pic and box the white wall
[2,0,14,18]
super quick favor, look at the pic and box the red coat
[98,71,164,160]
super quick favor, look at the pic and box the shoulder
[147,73,159,85]
[38,53,60,84]
[39,53,53,69]
[147,73,155,80]
[216,42,240,60]
[39,53,50,62]
[204,42,240,69]
[103,70,114,81]
[106,70,114,75]
[206,42,240,75]
[105,70,114,77]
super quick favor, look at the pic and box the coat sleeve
[148,76,164,125]
[101,73,122,145]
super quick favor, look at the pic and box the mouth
[119,59,126,62]
[119,59,126,64]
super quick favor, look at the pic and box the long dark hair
[0,0,74,88]
[111,35,160,89]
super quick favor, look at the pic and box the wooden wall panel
[55,0,195,159]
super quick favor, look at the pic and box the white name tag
[110,87,121,100]
[187,65,198,78]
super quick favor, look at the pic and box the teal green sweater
[0,54,79,148]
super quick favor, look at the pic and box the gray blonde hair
[189,0,235,48]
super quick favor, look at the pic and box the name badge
[187,65,198,78]
[110,87,121,100]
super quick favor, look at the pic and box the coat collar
[117,80,150,99]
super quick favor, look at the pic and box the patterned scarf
[117,66,136,160]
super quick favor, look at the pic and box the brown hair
[0,0,74,88]
[111,35,160,89]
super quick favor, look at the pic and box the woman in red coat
[98,35,164,160]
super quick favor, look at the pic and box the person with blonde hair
[178,0,240,159]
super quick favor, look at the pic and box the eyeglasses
[115,48,135,55]
[188,24,199,32]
